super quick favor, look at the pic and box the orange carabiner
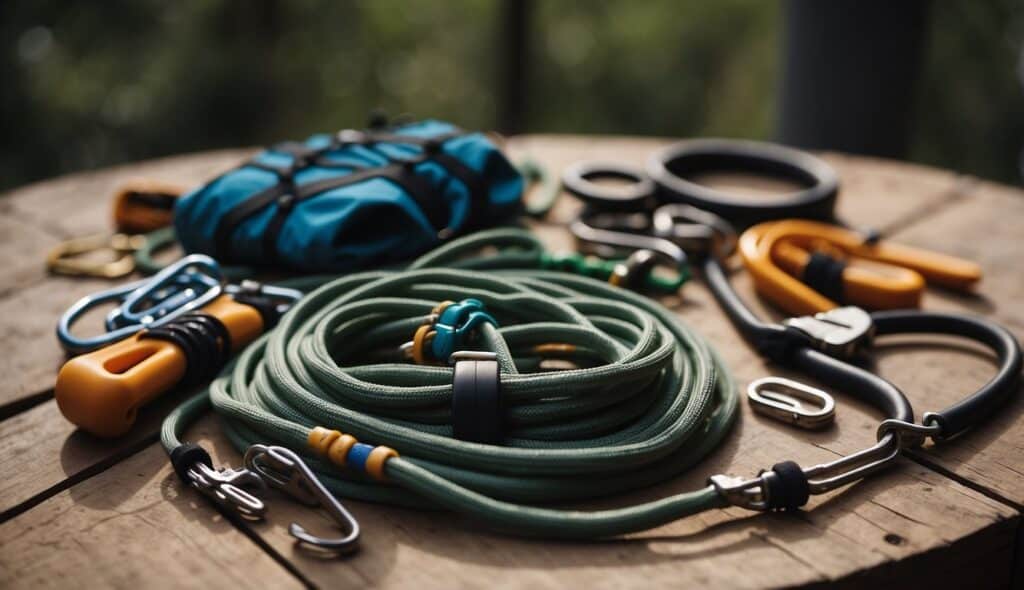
[739,220,982,316]
[55,295,264,437]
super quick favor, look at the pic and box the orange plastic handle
[55,296,264,437]
[111,179,185,234]
[739,220,982,316]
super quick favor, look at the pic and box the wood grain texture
[873,179,1024,509]
[0,441,302,590]
[0,136,1020,589]
[0,389,200,521]
[178,411,1016,590]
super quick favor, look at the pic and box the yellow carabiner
[45,232,147,279]
[739,219,982,316]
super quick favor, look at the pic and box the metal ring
[645,138,839,227]
[651,203,738,258]
[562,161,656,211]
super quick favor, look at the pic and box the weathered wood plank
[0,213,60,299]
[0,441,303,590]
[1,149,253,238]
[0,136,1019,589]
[876,179,1024,509]
[0,389,199,521]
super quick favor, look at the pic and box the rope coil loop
[163,229,738,539]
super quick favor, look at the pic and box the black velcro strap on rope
[140,312,232,387]
[802,252,847,302]
[762,461,810,511]
[451,356,502,444]
[169,442,213,483]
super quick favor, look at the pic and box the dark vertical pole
[498,0,530,134]
[777,0,930,158]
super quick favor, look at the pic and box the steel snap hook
[747,376,836,430]
[244,444,360,553]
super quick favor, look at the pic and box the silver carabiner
[244,444,360,553]
[747,376,836,430]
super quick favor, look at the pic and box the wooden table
[1,136,1022,589]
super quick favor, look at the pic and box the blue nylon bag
[173,120,523,272]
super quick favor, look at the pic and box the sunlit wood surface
[1,136,1021,589]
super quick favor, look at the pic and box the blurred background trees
[2,0,1021,191]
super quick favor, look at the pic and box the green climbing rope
[161,228,736,539]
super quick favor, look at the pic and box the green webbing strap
[161,228,735,539]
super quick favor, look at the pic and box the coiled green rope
[162,228,736,539]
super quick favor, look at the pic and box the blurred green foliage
[1,0,1021,192]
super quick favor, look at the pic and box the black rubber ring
[763,460,810,511]
[451,358,502,444]
[646,139,839,228]
[562,161,656,211]
[170,442,212,483]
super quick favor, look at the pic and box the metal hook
[244,444,360,553]
[747,376,836,430]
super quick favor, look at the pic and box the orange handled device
[112,178,184,234]
[55,296,264,437]
[739,219,982,316]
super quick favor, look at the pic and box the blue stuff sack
[173,120,523,272]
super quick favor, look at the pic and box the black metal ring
[562,161,656,211]
[646,139,839,227]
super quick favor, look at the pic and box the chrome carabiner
[747,377,836,430]
[244,444,360,553]
[56,254,227,353]
[570,217,689,270]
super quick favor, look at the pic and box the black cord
[141,312,232,386]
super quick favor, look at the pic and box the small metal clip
[46,232,147,279]
[784,306,875,359]
[708,474,769,511]
[244,444,360,553]
[186,463,268,519]
[747,377,836,430]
